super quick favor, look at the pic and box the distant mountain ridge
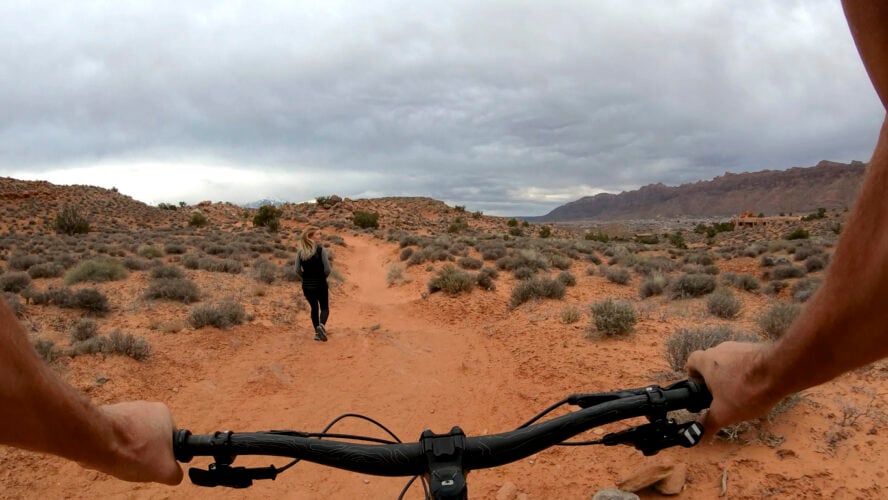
[538,160,867,222]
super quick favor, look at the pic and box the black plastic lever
[601,419,704,456]
[188,464,278,488]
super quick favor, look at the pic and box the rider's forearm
[749,118,888,401]
[0,303,129,471]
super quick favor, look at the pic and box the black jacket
[295,246,331,289]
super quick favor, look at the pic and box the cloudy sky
[1,1,883,216]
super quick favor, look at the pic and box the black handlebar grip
[173,429,194,463]
[683,380,713,413]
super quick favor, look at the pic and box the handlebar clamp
[420,427,468,500]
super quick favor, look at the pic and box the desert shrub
[198,257,243,274]
[53,206,90,235]
[189,212,209,227]
[702,264,720,275]
[253,205,283,231]
[400,247,415,261]
[64,258,128,285]
[639,273,668,298]
[182,253,201,269]
[428,265,475,295]
[757,302,802,340]
[586,254,603,265]
[386,264,410,286]
[664,326,753,372]
[604,267,631,285]
[721,273,761,292]
[476,267,498,291]
[561,305,582,324]
[764,280,789,296]
[512,266,536,280]
[137,244,164,259]
[9,253,43,271]
[770,265,806,280]
[496,251,549,273]
[684,252,715,266]
[4,293,24,317]
[121,255,150,271]
[509,277,566,309]
[480,245,507,261]
[590,298,637,336]
[804,255,826,273]
[550,254,573,271]
[105,330,152,360]
[707,288,742,319]
[669,273,716,299]
[150,265,185,280]
[0,271,32,293]
[633,256,677,276]
[791,277,821,303]
[27,262,65,279]
[353,211,380,229]
[251,258,278,284]
[73,288,110,315]
[785,227,810,240]
[69,318,99,342]
[457,257,483,270]
[760,255,778,267]
[33,338,61,363]
[556,271,576,287]
[145,278,200,303]
[188,298,246,329]
[164,243,187,255]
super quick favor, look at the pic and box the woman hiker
[295,226,332,341]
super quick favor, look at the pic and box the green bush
[757,303,802,340]
[73,288,111,315]
[64,258,128,285]
[189,299,247,329]
[189,212,209,228]
[428,265,476,295]
[509,277,566,308]
[353,211,380,229]
[785,227,810,240]
[707,288,742,319]
[669,273,716,298]
[590,298,637,336]
[53,206,90,235]
[145,278,200,303]
[538,226,552,238]
[253,205,283,231]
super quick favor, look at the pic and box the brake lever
[188,463,278,488]
[601,419,704,456]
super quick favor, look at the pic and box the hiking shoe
[314,325,328,342]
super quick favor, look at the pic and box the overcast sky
[1,1,883,216]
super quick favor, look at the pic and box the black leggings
[302,286,329,328]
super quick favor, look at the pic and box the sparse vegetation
[707,287,742,319]
[590,298,637,336]
[669,273,716,299]
[664,326,752,372]
[509,277,566,309]
[428,265,475,295]
[757,302,802,340]
[53,206,90,235]
[64,258,128,285]
[189,298,247,329]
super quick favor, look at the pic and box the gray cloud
[0,0,882,215]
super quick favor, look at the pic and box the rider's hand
[90,402,183,485]
[685,341,782,437]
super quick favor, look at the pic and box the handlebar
[173,380,711,494]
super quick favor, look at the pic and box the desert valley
[0,174,885,499]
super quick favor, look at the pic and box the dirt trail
[2,234,887,499]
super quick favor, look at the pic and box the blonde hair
[298,226,319,259]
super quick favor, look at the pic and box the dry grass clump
[509,276,566,308]
[707,287,742,319]
[457,256,483,270]
[664,325,751,372]
[72,330,151,361]
[669,273,716,299]
[791,277,821,303]
[145,278,200,303]
[386,264,410,286]
[768,264,806,280]
[720,272,761,292]
[639,273,669,298]
[561,305,582,324]
[428,265,476,296]
[589,298,637,336]
[251,258,278,284]
[64,258,129,285]
[8,253,44,271]
[556,271,576,287]
[150,265,185,280]
[69,318,99,342]
[0,271,32,293]
[603,266,631,285]
[476,267,498,291]
[137,244,164,259]
[27,262,65,279]
[188,298,247,329]
[757,302,802,340]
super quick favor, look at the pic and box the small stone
[496,481,518,500]
[592,488,640,500]
[363,479,370,485]
[653,463,687,495]
[617,462,674,492]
